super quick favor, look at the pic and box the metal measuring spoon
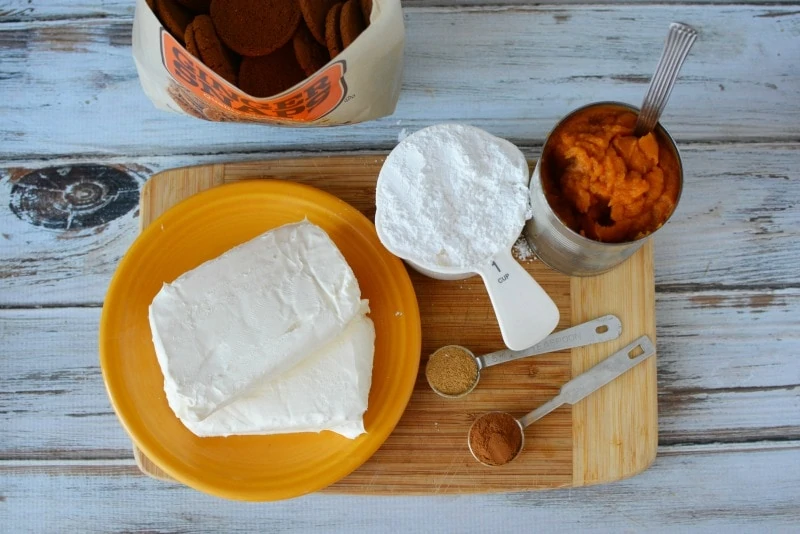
[426,315,622,398]
[633,22,698,137]
[468,335,656,466]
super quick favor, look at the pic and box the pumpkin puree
[541,105,680,243]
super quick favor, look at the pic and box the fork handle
[634,22,698,137]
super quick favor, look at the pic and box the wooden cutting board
[133,156,657,494]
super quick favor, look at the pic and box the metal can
[523,101,684,276]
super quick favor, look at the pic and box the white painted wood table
[1,1,799,531]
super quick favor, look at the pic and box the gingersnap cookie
[156,0,193,44]
[190,15,238,85]
[340,0,365,48]
[297,0,340,45]
[293,23,330,77]
[359,0,372,23]
[184,22,200,57]
[325,3,344,58]
[175,0,211,12]
[238,43,307,98]
[210,0,301,57]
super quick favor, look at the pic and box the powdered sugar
[512,236,536,261]
[375,124,530,270]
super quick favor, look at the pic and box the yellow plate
[100,180,421,501]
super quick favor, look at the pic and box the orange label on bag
[161,30,347,122]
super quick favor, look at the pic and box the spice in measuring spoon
[425,345,479,397]
[467,335,656,466]
[468,411,523,466]
[425,315,623,399]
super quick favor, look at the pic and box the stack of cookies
[149,0,372,97]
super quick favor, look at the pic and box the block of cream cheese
[149,220,362,423]
[181,308,375,439]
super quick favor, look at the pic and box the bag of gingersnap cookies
[132,0,404,125]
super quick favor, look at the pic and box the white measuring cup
[375,125,559,351]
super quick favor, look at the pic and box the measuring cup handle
[476,249,560,351]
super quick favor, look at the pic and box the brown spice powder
[425,346,478,396]
[469,412,522,466]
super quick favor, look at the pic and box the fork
[634,22,698,137]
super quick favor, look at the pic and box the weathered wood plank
[656,288,800,390]
[1,6,799,159]
[659,387,800,444]
[2,442,800,530]
[0,307,132,458]
[3,2,798,22]
[0,2,135,22]
[1,144,798,306]
[0,164,147,306]
[653,143,800,290]
[1,303,798,458]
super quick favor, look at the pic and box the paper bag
[132,0,404,125]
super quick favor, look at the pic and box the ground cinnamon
[425,346,478,397]
[468,412,523,466]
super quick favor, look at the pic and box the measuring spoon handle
[518,336,656,428]
[476,315,622,369]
